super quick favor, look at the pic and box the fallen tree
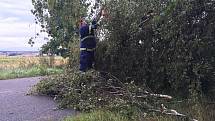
[33,69,199,121]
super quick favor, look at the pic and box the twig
[149,108,198,121]
[149,93,172,100]
[143,91,173,100]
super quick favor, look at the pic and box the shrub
[95,0,215,99]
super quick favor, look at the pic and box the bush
[95,0,215,99]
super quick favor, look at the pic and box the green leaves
[96,0,215,98]
[32,0,215,99]
[31,0,88,56]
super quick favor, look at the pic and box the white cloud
[0,35,46,51]
[0,0,33,10]
[0,0,47,51]
[0,37,43,46]
[0,22,41,37]
[0,17,20,23]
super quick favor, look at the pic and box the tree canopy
[31,0,89,56]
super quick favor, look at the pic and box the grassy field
[0,56,67,80]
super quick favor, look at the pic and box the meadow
[0,56,67,80]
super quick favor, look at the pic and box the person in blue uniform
[78,8,104,72]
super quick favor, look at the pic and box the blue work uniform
[79,20,97,72]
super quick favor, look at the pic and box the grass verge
[64,110,130,121]
[0,66,63,80]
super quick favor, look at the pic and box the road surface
[0,77,76,121]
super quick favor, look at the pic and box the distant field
[0,56,68,80]
[0,56,67,69]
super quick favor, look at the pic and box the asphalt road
[0,77,76,121]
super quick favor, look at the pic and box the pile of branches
[34,69,198,121]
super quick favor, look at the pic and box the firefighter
[78,7,105,72]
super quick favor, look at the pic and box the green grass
[64,106,215,121]
[64,110,130,121]
[0,66,63,80]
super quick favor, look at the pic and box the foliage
[95,0,215,99]
[34,69,206,121]
[31,0,215,98]
[31,0,90,56]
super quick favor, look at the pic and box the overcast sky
[0,0,47,51]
